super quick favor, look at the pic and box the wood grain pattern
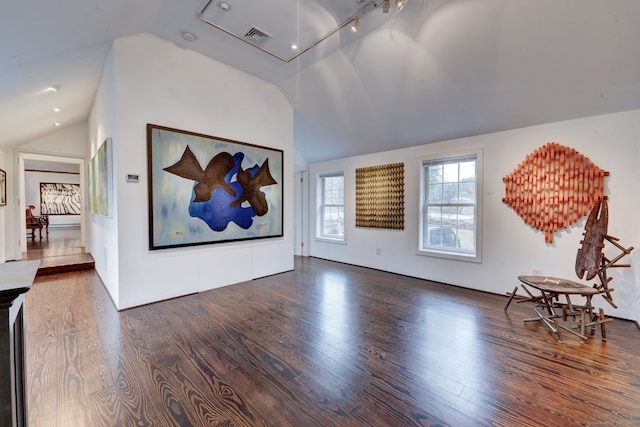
[25,257,640,426]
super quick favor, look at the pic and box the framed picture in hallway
[147,124,284,250]
[89,138,112,216]
[0,169,6,206]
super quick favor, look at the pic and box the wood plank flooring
[25,256,640,426]
[21,226,94,275]
[22,226,84,259]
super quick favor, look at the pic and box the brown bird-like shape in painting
[230,158,277,216]
[163,146,236,202]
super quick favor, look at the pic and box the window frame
[417,148,483,262]
[316,170,346,244]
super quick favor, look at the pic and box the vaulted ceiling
[2,0,640,164]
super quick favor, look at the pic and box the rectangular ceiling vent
[243,26,272,46]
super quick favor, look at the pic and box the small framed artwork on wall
[89,138,112,216]
[0,169,6,206]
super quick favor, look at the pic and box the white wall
[88,44,119,306]
[19,122,89,159]
[0,148,6,262]
[89,33,294,310]
[309,109,640,322]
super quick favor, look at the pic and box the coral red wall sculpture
[502,142,608,244]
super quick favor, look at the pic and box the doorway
[18,153,86,258]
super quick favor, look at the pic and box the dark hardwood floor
[25,256,640,426]
[23,225,83,257]
[21,226,94,274]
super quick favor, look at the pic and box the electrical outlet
[376,248,381,255]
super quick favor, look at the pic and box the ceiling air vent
[243,26,272,46]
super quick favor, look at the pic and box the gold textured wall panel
[355,162,404,230]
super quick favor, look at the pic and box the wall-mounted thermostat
[126,174,139,183]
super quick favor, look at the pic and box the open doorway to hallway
[18,153,90,273]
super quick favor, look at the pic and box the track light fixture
[372,0,407,15]
[346,0,408,35]
[351,18,360,32]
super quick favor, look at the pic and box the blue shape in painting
[189,152,257,231]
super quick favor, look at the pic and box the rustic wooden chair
[505,200,634,341]
[26,205,49,239]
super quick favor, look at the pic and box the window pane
[429,165,443,184]
[458,206,475,228]
[443,163,459,183]
[425,225,460,248]
[323,206,344,237]
[459,181,475,202]
[328,189,341,205]
[319,173,344,240]
[324,177,343,205]
[428,183,442,203]
[427,206,442,226]
[420,152,479,258]
[459,161,476,181]
[443,182,458,203]
[442,205,458,226]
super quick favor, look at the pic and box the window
[317,172,345,241]
[419,150,482,261]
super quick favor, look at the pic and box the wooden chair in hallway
[26,205,48,239]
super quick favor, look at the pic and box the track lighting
[350,18,360,32]
[345,0,407,36]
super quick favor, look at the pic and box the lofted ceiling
[1,0,640,164]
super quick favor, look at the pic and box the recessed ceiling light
[54,122,61,127]
[181,31,197,42]
[219,1,231,11]
[45,85,61,93]
[52,107,60,112]
[290,43,298,50]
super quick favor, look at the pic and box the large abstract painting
[40,183,81,215]
[89,138,111,216]
[147,124,283,250]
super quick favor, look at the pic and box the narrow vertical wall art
[0,169,6,206]
[89,138,112,216]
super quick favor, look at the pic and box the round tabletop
[517,275,600,295]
